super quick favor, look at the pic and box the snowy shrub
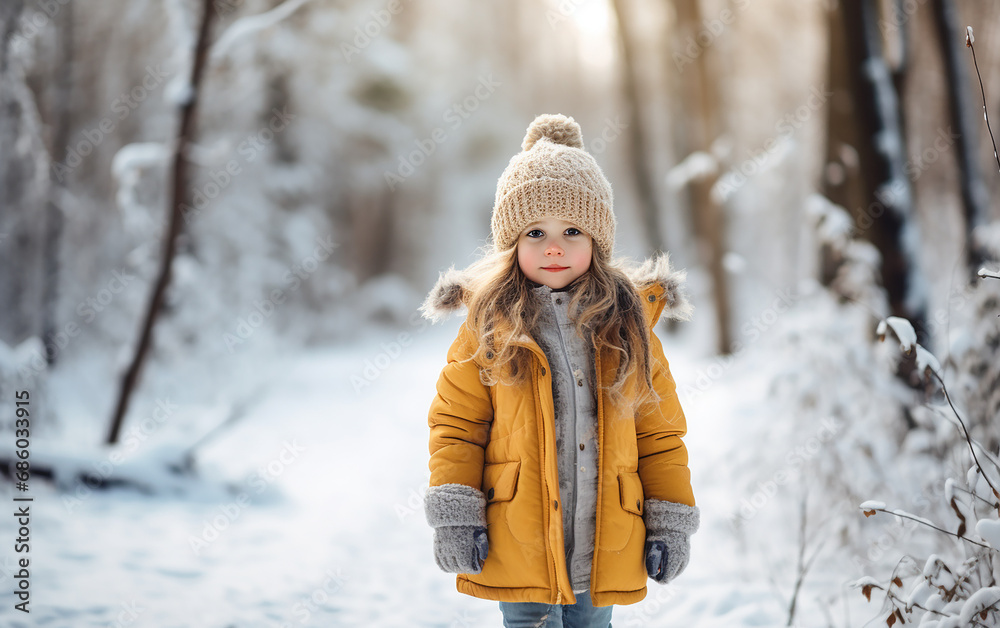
[710,274,950,624]
[854,315,1000,626]
[0,337,52,434]
[948,265,1000,455]
[806,194,889,316]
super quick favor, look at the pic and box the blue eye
[526,227,582,238]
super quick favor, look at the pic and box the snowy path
[0,319,871,627]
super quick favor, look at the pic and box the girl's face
[516,216,593,289]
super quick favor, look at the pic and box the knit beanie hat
[491,114,617,259]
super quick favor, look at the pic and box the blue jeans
[498,590,613,628]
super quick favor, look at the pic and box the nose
[546,244,564,256]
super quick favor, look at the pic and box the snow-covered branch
[859,502,994,550]
[665,151,718,190]
[966,26,1000,177]
[210,0,313,62]
[876,316,942,377]
[876,315,1000,504]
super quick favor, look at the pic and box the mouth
[541,265,569,271]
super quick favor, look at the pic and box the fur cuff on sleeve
[425,483,487,529]
[643,499,700,536]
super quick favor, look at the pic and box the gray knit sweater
[528,278,599,594]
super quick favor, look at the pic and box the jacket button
[579,443,585,450]
[647,294,656,302]
[485,351,494,359]
[553,500,559,510]
[555,298,562,304]
[487,488,495,500]
[541,367,546,376]
[637,499,642,511]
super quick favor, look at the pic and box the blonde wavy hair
[448,241,662,417]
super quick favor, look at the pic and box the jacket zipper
[537,358,561,603]
[590,350,603,595]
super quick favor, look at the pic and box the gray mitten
[643,499,700,584]
[424,483,489,574]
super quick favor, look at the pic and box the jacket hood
[420,250,694,324]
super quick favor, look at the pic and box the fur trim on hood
[419,251,694,324]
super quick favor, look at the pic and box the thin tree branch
[787,495,809,626]
[966,27,1000,176]
[951,484,1000,510]
[866,506,997,552]
[107,0,217,444]
[930,368,1000,507]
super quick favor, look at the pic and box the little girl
[420,114,699,627]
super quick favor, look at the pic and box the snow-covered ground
[0,300,899,627]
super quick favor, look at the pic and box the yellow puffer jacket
[423,252,696,607]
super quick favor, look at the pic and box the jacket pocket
[483,460,537,546]
[483,460,521,503]
[599,469,645,552]
[618,470,644,516]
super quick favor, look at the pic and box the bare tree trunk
[890,0,910,97]
[0,1,24,69]
[41,0,73,367]
[610,0,665,253]
[840,0,928,342]
[1,0,46,347]
[667,0,732,355]
[820,1,867,286]
[349,188,393,282]
[107,0,217,444]
[930,0,990,278]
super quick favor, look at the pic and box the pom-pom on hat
[491,114,616,259]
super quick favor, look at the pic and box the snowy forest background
[2,0,1000,626]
